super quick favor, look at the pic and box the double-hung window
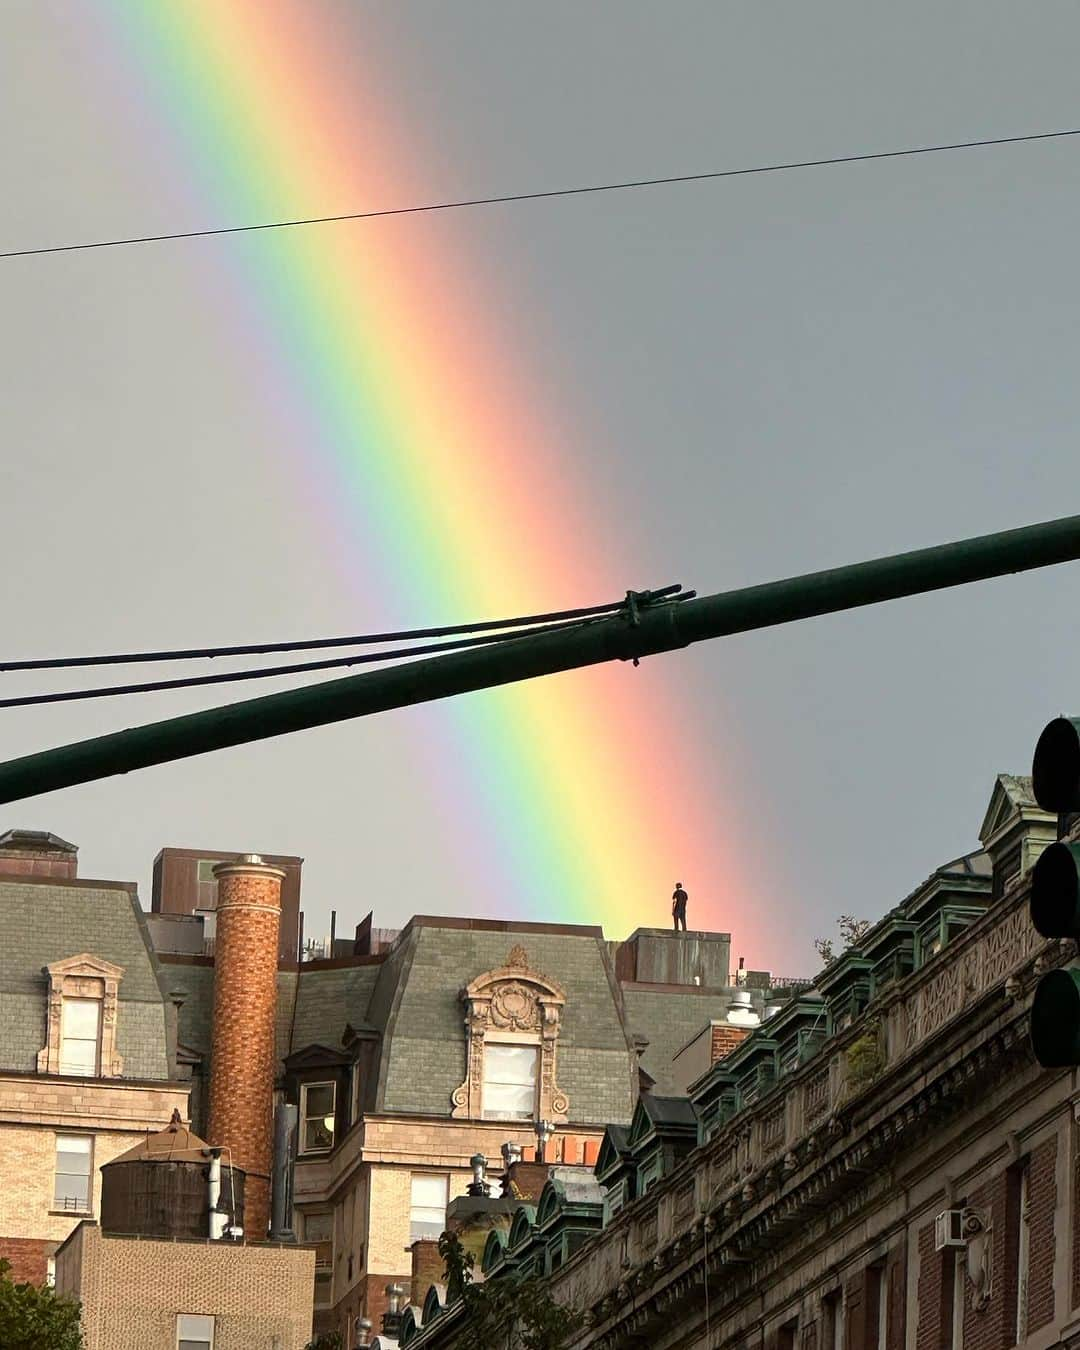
[410,1174,449,1242]
[54,1135,93,1212]
[482,1043,539,1120]
[60,998,101,1076]
[300,1082,336,1153]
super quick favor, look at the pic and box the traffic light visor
[1031,967,1080,1068]
[1032,716,1080,813]
[1030,842,1080,938]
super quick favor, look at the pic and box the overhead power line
[0,619,590,710]
[0,586,693,709]
[0,586,686,673]
[3,126,1078,261]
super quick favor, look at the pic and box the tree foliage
[438,1231,583,1350]
[0,1259,83,1350]
[813,915,871,967]
[304,1334,342,1350]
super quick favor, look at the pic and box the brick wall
[711,1025,751,1061]
[1027,1136,1057,1334]
[915,1219,942,1350]
[56,1224,314,1350]
[961,1170,1015,1350]
[0,1121,174,1245]
[410,1238,444,1305]
[0,1235,54,1284]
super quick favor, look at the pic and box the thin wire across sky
[2,125,1078,261]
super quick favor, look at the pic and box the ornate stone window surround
[37,953,124,1078]
[452,945,570,1122]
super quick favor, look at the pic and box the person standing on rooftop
[672,882,688,932]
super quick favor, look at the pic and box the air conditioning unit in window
[934,1210,965,1250]
[934,1207,987,1251]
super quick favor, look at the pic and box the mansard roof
[0,873,172,1081]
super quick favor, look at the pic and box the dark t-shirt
[672,888,688,909]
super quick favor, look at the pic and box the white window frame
[60,997,102,1077]
[409,1173,449,1243]
[53,1134,93,1214]
[481,1037,540,1122]
[299,1080,337,1154]
[176,1312,215,1350]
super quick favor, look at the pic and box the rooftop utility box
[616,928,732,987]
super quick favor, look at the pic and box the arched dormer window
[507,1203,538,1254]
[421,1283,447,1325]
[481,1227,509,1277]
[398,1305,423,1345]
[451,946,569,1122]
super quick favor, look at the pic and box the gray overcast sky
[2,2,1079,972]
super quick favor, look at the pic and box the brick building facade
[0,832,190,1285]
[55,1222,315,1350]
[404,775,1080,1350]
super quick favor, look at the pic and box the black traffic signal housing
[1029,717,1080,1067]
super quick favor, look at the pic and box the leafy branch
[437,1231,582,1350]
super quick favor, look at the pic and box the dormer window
[300,1081,336,1153]
[452,946,569,1123]
[38,955,124,1079]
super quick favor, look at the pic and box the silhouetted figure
[672,882,688,932]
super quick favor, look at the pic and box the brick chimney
[206,854,285,1239]
[0,830,78,879]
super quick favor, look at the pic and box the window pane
[54,1174,90,1209]
[61,1039,98,1075]
[304,1083,335,1116]
[314,1271,332,1307]
[483,1081,535,1119]
[411,1175,448,1209]
[178,1314,214,1339]
[62,1000,101,1038]
[57,1134,92,1157]
[485,1044,538,1086]
[303,1118,334,1152]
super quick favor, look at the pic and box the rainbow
[93,2,761,951]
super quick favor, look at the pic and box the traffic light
[1029,717,1080,1067]
[1032,716,1080,814]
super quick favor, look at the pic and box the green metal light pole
[1,513,1079,805]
